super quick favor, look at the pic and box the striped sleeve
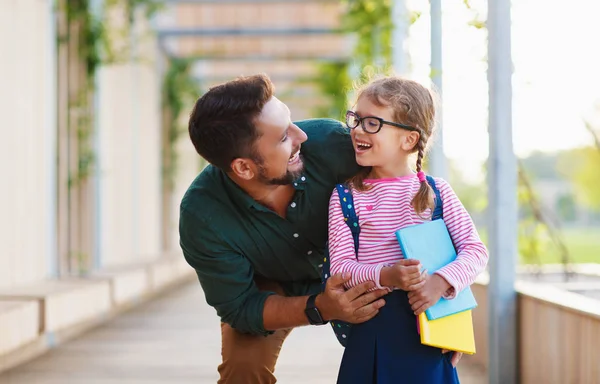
[433,178,489,298]
[327,188,385,290]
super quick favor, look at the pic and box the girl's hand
[407,273,451,315]
[442,350,463,367]
[380,259,426,291]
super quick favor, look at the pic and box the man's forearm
[262,294,311,331]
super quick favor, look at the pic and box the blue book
[395,219,477,320]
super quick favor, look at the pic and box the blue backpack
[320,175,443,347]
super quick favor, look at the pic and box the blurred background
[0,0,598,383]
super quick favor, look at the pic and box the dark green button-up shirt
[179,118,361,335]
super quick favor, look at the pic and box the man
[179,74,460,383]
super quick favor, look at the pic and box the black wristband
[304,294,327,325]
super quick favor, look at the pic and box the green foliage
[162,59,201,188]
[342,0,393,70]
[313,62,351,121]
[462,0,486,29]
[447,160,487,216]
[518,162,572,267]
[520,151,562,181]
[518,218,546,265]
[313,0,399,120]
[61,0,162,188]
[123,0,164,22]
[163,59,199,125]
[556,113,600,211]
[555,194,577,222]
[517,167,546,265]
[558,147,600,211]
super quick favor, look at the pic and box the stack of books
[396,219,478,355]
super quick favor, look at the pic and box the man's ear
[402,131,421,152]
[230,158,256,180]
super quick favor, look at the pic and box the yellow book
[418,310,476,355]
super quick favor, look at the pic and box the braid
[416,136,426,172]
[411,134,435,217]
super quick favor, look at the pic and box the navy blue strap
[335,184,360,254]
[426,175,443,220]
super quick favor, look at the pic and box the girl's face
[349,96,417,168]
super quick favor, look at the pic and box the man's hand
[316,272,387,324]
[407,273,451,315]
[380,259,426,291]
[442,350,463,367]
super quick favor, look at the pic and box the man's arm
[263,272,387,330]
[181,208,388,334]
[180,208,275,335]
[295,119,363,184]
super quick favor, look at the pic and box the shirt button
[290,202,297,208]
[294,182,298,187]
[301,176,306,181]
[293,233,299,238]
[307,250,313,255]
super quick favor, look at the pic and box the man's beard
[254,154,304,186]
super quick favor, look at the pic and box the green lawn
[554,228,600,264]
[479,227,600,264]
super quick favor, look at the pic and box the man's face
[252,97,308,185]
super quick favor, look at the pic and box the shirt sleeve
[433,178,489,299]
[327,188,387,290]
[296,118,363,184]
[179,208,275,336]
[329,122,363,184]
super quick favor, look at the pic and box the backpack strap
[335,184,360,254]
[426,175,443,220]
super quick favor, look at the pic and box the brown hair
[188,74,274,171]
[348,76,437,216]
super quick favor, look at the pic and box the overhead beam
[170,54,349,62]
[157,27,342,38]
[161,0,338,3]
[195,74,320,83]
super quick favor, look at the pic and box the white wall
[0,0,56,289]
[97,14,163,268]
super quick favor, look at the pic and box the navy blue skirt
[337,290,460,384]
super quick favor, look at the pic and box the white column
[91,0,104,269]
[487,0,518,382]
[391,0,410,76]
[428,0,447,179]
[131,11,141,258]
[45,0,59,277]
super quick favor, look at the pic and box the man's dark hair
[188,74,275,171]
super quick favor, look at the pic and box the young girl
[327,76,489,383]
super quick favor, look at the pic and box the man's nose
[292,124,308,145]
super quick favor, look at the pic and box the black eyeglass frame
[345,110,419,134]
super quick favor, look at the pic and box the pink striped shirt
[328,174,488,297]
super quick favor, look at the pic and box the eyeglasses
[345,110,419,134]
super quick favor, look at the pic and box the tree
[558,147,600,211]
[520,151,561,181]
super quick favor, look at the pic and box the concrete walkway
[0,282,487,383]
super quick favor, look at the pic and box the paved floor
[0,282,487,383]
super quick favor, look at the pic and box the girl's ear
[402,131,421,152]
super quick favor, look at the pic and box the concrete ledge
[0,279,111,334]
[0,254,195,375]
[148,255,195,292]
[518,263,600,276]
[0,301,39,356]
[93,265,152,308]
